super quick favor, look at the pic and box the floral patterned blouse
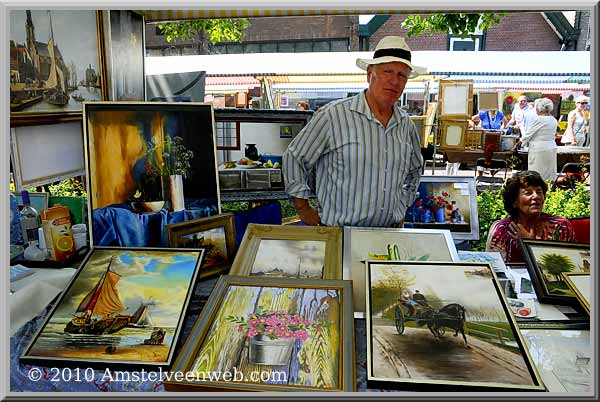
[487,213,576,263]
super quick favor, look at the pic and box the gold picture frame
[438,80,473,119]
[166,213,236,279]
[439,119,468,151]
[424,101,438,146]
[228,223,342,279]
[561,272,590,315]
[164,275,356,391]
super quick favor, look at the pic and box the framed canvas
[83,102,220,239]
[20,246,204,369]
[164,275,355,391]
[166,213,236,279]
[403,175,479,241]
[365,261,544,391]
[13,191,49,213]
[477,91,501,111]
[147,71,206,102]
[457,250,507,274]
[520,329,591,392]
[439,120,468,151]
[10,10,107,126]
[423,101,438,147]
[105,10,145,101]
[229,224,342,279]
[409,116,426,148]
[561,272,590,315]
[520,239,590,305]
[438,80,473,119]
[343,227,459,317]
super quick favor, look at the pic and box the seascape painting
[180,227,228,269]
[10,10,103,114]
[250,239,326,278]
[366,261,543,390]
[343,227,458,315]
[189,283,341,390]
[520,329,591,392]
[527,243,590,297]
[84,102,218,213]
[21,247,202,367]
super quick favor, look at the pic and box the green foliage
[221,201,250,212]
[402,13,504,39]
[47,177,87,197]
[472,189,507,251]
[157,18,249,44]
[539,253,576,281]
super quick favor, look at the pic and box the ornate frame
[438,79,474,119]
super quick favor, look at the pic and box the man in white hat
[507,95,536,135]
[283,36,426,227]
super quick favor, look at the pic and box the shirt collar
[351,89,407,126]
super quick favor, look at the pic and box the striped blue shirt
[283,90,423,227]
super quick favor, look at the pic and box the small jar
[245,144,259,161]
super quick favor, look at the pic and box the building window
[215,121,241,150]
[448,35,482,51]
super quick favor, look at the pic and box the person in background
[507,95,536,135]
[296,101,311,111]
[471,108,508,130]
[283,36,425,227]
[561,95,590,147]
[514,98,558,182]
[487,171,575,263]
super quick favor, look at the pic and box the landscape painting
[165,276,355,391]
[366,261,543,391]
[521,240,590,302]
[21,247,203,368]
[166,214,236,278]
[343,227,459,316]
[10,10,104,116]
[250,239,326,278]
[229,224,342,279]
[84,102,218,215]
[520,329,591,392]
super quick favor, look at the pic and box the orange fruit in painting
[57,235,74,252]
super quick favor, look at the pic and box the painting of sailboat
[21,247,203,368]
[10,10,104,114]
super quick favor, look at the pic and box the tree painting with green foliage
[402,13,505,39]
[371,267,416,316]
[157,18,249,46]
[539,253,576,283]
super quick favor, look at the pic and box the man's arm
[290,197,321,226]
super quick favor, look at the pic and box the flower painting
[21,247,203,368]
[83,102,219,214]
[165,276,355,391]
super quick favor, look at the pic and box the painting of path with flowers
[84,102,218,214]
[190,284,341,390]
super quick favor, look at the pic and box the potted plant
[226,307,329,366]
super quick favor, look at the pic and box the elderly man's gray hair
[534,98,554,113]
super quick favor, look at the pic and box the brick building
[145,11,589,56]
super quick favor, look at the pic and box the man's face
[517,96,528,109]
[367,62,410,107]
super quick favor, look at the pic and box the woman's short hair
[503,170,548,220]
[534,98,554,114]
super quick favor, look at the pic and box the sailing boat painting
[21,247,203,368]
[10,10,104,114]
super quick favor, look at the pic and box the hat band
[373,48,411,62]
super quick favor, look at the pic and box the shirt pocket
[330,130,368,172]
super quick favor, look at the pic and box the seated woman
[472,108,508,130]
[487,171,575,263]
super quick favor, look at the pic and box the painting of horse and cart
[365,261,544,391]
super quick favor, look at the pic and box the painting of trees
[371,267,416,316]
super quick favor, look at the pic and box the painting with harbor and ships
[10,10,103,113]
[22,248,202,366]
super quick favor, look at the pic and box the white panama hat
[356,36,427,78]
[575,95,590,103]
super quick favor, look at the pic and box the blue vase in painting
[422,208,433,223]
[434,207,446,223]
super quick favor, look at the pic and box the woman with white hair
[561,95,590,146]
[515,98,558,181]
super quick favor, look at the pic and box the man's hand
[291,197,321,226]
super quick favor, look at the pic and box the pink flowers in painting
[226,308,327,341]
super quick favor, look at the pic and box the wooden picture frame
[520,239,590,305]
[409,115,426,148]
[438,80,473,119]
[520,328,591,392]
[164,275,356,392]
[477,91,501,111]
[439,119,468,151]
[403,175,480,241]
[20,246,204,369]
[342,227,459,318]
[229,224,342,279]
[465,129,484,150]
[423,101,438,147]
[365,261,544,391]
[10,10,108,126]
[561,272,590,315]
[166,213,236,279]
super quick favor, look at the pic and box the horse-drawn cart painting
[365,261,544,391]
